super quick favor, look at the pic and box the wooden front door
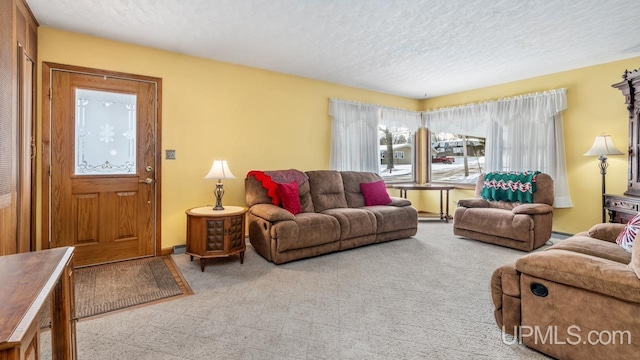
[44,64,161,267]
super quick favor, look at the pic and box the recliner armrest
[587,223,626,243]
[249,204,295,222]
[457,198,489,208]
[388,197,412,207]
[516,249,640,303]
[512,203,553,215]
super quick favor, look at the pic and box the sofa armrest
[512,203,553,215]
[587,223,625,243]
[249,204,295,222]
[457,198,489,208]
[516,249,640,303]
[388,197,412,207]
[491,262,522,334]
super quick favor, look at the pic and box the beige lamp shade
[583,134,624,156]
[204,159,236,180]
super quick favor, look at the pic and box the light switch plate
[165,149,176,160]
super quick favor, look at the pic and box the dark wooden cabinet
[612,68,640,196]
[607,67,640,223]
[604,194,640,223]
[185,206,247,271]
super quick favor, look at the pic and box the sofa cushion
[322,208,377,240]
[340,171,383,207]
[298,181,314,213]
[454,208,532,242]
[306,170,348,212]
[365,205,418,234]
[360,180,392,206]
[273,213,340,252]
[277,182,301,215]
[549,235,631,264]
[616,213,640,253]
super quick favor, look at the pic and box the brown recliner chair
[491,223,640,359]
[453,172,554,251]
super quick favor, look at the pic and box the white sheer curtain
[329,99,421,173]
[422,89,572,207]
[380,107,421,133]
[329,99,380,172]
[486,89,571,207]
[422,102,491,138]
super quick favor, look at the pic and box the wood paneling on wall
[0,0,38,255]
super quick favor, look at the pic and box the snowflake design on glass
[122,129,135,140]
[99,123,115,144]
[77,128,91,137]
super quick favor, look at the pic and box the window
[379,125,414,183]
[430,132,485,184]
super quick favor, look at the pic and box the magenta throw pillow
[277,181,302,215]
[360,180,392,206]
[616,212,640,253]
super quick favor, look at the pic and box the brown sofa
[245,170,418,264]
[491,223,640,359]
[453,172,554,251]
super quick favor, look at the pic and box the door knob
[139,178,154,184]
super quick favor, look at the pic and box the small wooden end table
[391,184,455,222]
[185,205,248,271]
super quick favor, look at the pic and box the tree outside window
[379,125,413,182]
[430,132,485,184]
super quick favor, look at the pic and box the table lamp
[584,133,624,222]
[204,159,235,210]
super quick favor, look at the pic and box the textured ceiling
[26,0,640,99]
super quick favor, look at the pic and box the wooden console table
[0,247,76,360]
[391,184,455,222]
[186,206,247,271]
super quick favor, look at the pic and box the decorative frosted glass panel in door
[75,89,137,175]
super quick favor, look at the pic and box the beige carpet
[41,222,560,359]
[41,256,191,328]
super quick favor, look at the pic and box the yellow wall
[419,56,640,234]
[36,27,420,250]
[36,26,640,245]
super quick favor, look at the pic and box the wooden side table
[185,206,248,272]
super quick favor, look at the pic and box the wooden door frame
[41,62,162,256]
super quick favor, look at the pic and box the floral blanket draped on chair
[480,171,540,204]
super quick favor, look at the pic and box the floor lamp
[584,133,623,222]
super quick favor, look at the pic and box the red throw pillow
[360,180,392,206]
[277,181,302,215]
